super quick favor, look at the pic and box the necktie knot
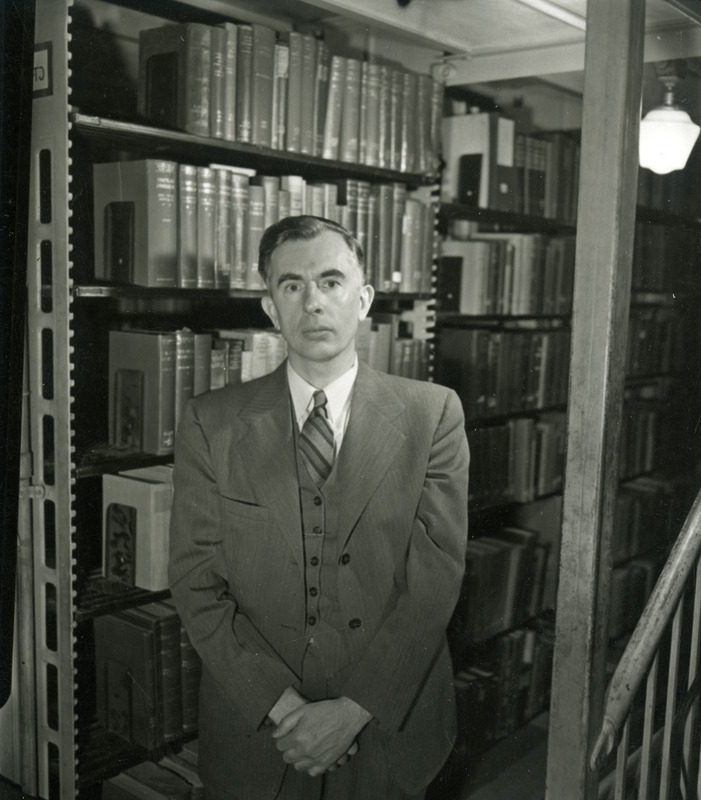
[312,389,328,416]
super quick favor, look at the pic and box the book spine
[299,34,317,155]
[183,25,211,136]
[339,58,361,163]
[251,24,275,148]
[246,184,266,290]
[322,55,346,160]
[210,343,227,390]
[177,164,198,289]
[140,159,178,288]
[193,333,212,396]
[400,71,417,173]
[389,69,405,171]
[221,23,237,141]
[312,40,330,157]
[229,174,249,289]
[174,329,195,431]
[214,168,233,289]
[236,25,253,143]
[158,613,185,742]
[157,334,177,454]
[391,182,407,289]
[209,26,227,139]
[378,65,392,169]
[196,167,216,289]
[272,43,289,150]
[358,61,369,165]
[286,32,303,152]
[363,62,381,167]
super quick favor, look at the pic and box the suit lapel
[336,364,406,547]
[234,365,305,567]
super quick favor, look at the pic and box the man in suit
[169,216,469,800]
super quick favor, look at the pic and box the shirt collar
[287,358,358,430]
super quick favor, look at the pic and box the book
[286,31,303,152]
[220,22,237,141]
[160,597,202,736]
[339,58,361,163]
[246,184,265,290]
[236,25,253,143]
[196,167,216,289]
[213,167,233,289]
[104,762,192,800]
[102,467,173,592]
[400,70,417,173]
[94,612,161,749]
[312,40,330,157]
[230,169,251,289]
[138,23,211,136]
[363,61,381,167]
[174,328,195,430]
[271,42,289,150]
[177,164,198,289]
[378,65,392,169]
[93,159,178,288]
[251,175,280,231]
[122,601,183,744]
[251,24,276,148]
[209,25,227,139]
[322,55,346,160]
[299,33,317,155]
[389,69,404,171]
[108,330,176,455]
[159,754,204,800]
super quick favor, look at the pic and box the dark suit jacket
[169,361,469,795]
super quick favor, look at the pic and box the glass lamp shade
[639,106,700,174]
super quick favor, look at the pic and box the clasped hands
[268,688,372,777]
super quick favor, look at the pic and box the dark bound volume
[138,23,211,136]
[94,159,178,288]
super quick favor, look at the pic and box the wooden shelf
[70,113,438,188]
[438,202,577,234]
[75,578,171,623]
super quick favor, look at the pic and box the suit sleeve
[168,400,300,729]
[340,389,469,732]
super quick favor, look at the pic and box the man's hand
[272,697,372,776]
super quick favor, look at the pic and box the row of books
[93,158,435,294]
[613,474,686,565]
[436,325,570,420]
[94,599,201,752]
[441,111,580,223]
[437,233,576,316]
[467,413,566,508]
[608,552,662,641]
[451,526,553,644]
[103,741,202,800]
[453,617,555,747]
[626,306,684,378]
[108,318,429,456]
[137,21,442,174]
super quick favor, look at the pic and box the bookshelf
[22,0,446,797]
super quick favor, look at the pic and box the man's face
[261,230,374,380]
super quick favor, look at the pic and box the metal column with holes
[25,0,77,797]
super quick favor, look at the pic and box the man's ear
[358,284,375,321]
[261,294,279,328]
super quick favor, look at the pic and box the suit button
[349,618,361,630]
[309,587,318,597]
[308,616,317,626]
[312,526,323,534]
[313,496,322,506]
[310,556,320,567]
[340,553,351,565]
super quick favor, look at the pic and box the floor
[0,717,549,800]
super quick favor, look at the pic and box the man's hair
[258,215,366,283]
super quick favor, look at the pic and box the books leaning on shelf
[93,162,435,294]
[94,601,202,752]
[103,759,199,800]
[136,21,443,174]
[437,234,576,316]
[441,108,580,222]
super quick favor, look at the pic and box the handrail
[590,484,701,771]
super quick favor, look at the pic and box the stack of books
[137,22,443,174]
[93,160,435,294]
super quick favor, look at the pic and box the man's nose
[302,283,323,313]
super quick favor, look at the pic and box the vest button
[313,496,322,506]
[310,556,320,567]
[349,618,361,630]
[312,525,323,534]
[340,553,351,565]
[308,616,317,626]
[309,587,318,597]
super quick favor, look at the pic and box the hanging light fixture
[639,62,700,175]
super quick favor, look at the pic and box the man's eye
[322,279,341,289]
[283,283,301,293]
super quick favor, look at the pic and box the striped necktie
[299,389,336,486]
